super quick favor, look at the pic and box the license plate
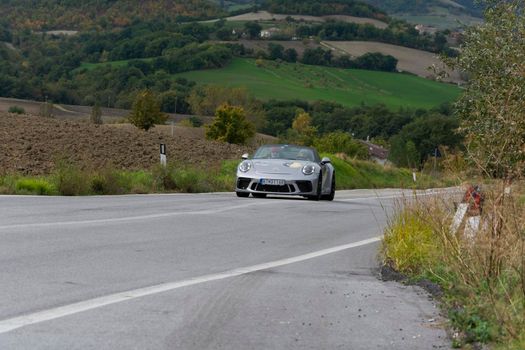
[260,178,285,186]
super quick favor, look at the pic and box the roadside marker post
[160,144,167,167]
[450,185,484,239]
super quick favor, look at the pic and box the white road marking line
[0,236,381,334]
[0,190,459,230]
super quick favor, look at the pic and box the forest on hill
[0,0,465,169]
[0,0,222,29]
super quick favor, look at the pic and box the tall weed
[383,183,525,347]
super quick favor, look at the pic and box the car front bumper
[235,176,319,196]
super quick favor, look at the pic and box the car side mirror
[321,157,331,165]
[241,153,249,160]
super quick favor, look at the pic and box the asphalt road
[0,190,451,349]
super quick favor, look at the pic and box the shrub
[128,90,167,131]
[179,116,203,128]
[314,132,368,160]
[8,106,25,114]
[39,101,54,118]
[152,164,177,191]
[188,116,203,127]
[90,103,103,125]
[382,185,525,347]
[15,178,55,195]
[206,104,255,145]
[52,161,91,196]
[90,168,130,195]
[172,167,215,193]
[382,198,441,274]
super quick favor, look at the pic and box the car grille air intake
[237,177,251,190]
[252,183,292,193]
[296,181,313,193]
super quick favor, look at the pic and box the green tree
[405,140,419,169]
[447,0,525,179]
[90,102,103,125]
[313,132,368,159]
[206,104,255,144]
[39,100,54,118]
[128,90,167,131]
[244,22,262,39]
[283,48,298,62]
[289,110,317,146]
[268,43,284,60]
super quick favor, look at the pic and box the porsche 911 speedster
[235,144,335,200]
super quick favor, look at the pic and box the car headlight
[302,164,316,175]
[239,160,252,172]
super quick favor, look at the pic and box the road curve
[0,190,451,349]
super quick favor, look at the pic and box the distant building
[358,140,389,166]
[447,31,464,46]
[415,24,438,35]
[260,27,281,39]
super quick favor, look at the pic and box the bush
[90,103,103,125]
[188,116,203,127]
[128,90,167,131]
[90,168,130,195]
[179,116,203,128]
[15,178,55,195]
[314,132,369,160]
[206,104,255,145]
[152,164,177,191]
[8,106,25,114]
[382,199,441,274]
[382,185,525,347]
[172,167,215,193]
[52,161,91,196]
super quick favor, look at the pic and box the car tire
[322,174,335,201]
[252,193,267,198]
[308,174,322,201]
[236,191,249,197]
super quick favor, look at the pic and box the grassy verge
[329,156,452,190]
[382,184,525,349]
[0,156,451,196]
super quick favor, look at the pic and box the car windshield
[253,145,318,162]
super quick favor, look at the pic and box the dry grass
[383,182,525,347]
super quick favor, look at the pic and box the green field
[175,58,461,109]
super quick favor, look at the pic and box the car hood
[252,159,314,176]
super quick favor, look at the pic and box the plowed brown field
[0,113,258,175]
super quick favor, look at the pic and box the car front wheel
[236,191,249,197]
[322,174,335,201]
[308,174,322,201]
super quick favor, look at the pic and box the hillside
[0,0,222,29]
[362,0,482,28]
[175,58,461,109]
[212,40,460,82]
[216,10,388,29]
[323,41,462,83]
[0,113,250,175]
[262,0,386,20]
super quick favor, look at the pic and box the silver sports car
[235,144,335,200]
